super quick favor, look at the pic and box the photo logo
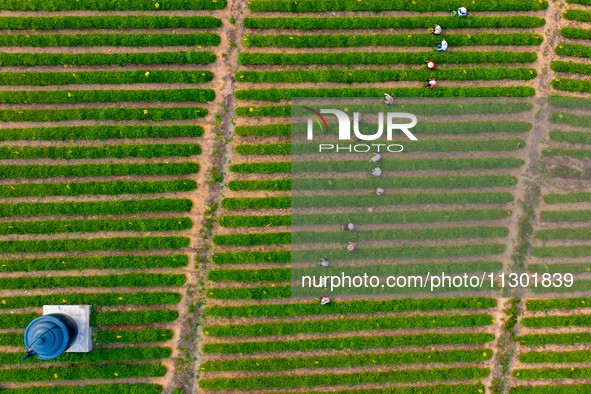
[306,108,418,141]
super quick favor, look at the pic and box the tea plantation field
[0,0,589,393]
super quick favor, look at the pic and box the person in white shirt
[458,7,467,17]
[437,39,448,52]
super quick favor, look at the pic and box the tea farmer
[376,187,385,196]
[347,241,357,252]
[426,78,437,89]
[369,153,381,162]
[426,60,437,70]
[437,39,448,52]
[345,220,355,231]
[430,25,442,35]
[320,296,331,305]
[319,258,330,267]
[372,167,382,177]
[384,93,394,104]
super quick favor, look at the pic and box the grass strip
[237,67,536,83]
[204,313,493,337]
[229,175,517,191]
[246,0,546,12]
[0,274,186,290]
[0,236,189,254]
[0,88,214,104]
[204,298,495,317]
[0,292,180,309]
[0,106,207,122]
[239,51,538,65]
[202,349,492,372]
[0,33,220,47]
[0,254,188,273]
[202,332,495,354]
[0,162,199,179]
[235,86,535,101]
[0,363,165,382]
[0,51,216,67]
[199,367,490,389]
[529,262,591,274]
[0,124,203,141]
[222,192,513,210]
[0,16,221,30]
[0,179,196,198]
[95,328,173,345]
[244,16,544,29]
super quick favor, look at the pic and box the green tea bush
[239,51,537,65]
[0,236,189,254]
[0,125,203,141]
[0,106,207,122]
[0,70,213,86]
[0,88,214,104]
[0,198,192,218]
[0,51,216,67]
[0,0,227,10]
[237,67,536,83]
[0,274,186,290]
[0,144,201,160]
[0,162,199,179]
[243,33,542,48]
[247,0,547,12]
[199,367,490,390]
[0,254,188,273]
[244,16,544,29]
[0,179,197,198]
[0,16,221,29]
[202,333,495,354]
[0,33,220,47]
[235,87,535,101]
